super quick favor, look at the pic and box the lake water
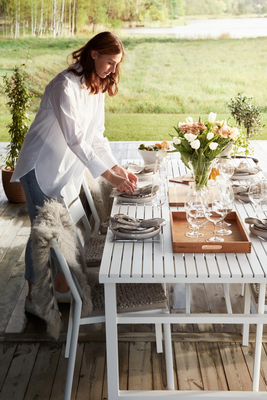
[122,18,267,39]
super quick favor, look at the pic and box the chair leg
[64,302,82,400]
[163,323,175,390]
[252,283,266,391]
[241,283,245,296]
[65,299,74,358]
[185,283,190,314]
[242,283,251,346]
[223,283,233,314]
[155,323,163,353]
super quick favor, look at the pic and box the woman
[12,31,137,314]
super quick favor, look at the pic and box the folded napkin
[103,214,165,232]
[110,184,159,198]
[123,163,161,175]
[234,166,261,175]
[232,184,249,195]
[245,217,267,230]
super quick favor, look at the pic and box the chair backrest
[50,238,84,304]
[60,180,91,246]
[81,178,101,236]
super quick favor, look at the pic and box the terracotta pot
[2,169,26,203]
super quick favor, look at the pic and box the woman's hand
[112,164,138,185]
[101,169,135,194]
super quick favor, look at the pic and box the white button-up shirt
[12,67,118,198]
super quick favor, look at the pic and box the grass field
[0,36,266,141]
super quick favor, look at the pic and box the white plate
[138,172,155,181]
[231,172,259,181]
[249,225,267,239]
[111,226,161,240]
[116,193,157,203]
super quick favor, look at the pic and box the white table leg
[242,283,251,346]
[105,283,120,400]
[252,282,266,391]
[163,322,175,390]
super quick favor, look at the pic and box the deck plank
[128,342,153,390]
[174,342,203,390]
[23,342,62,400]
[218,343,252,391]
[196,342,228,390]
[49,343,84,400]
[0,343,40,400]
[75,342,106,400]
[0,342,17,391]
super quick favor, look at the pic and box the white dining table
[99,155,267,399]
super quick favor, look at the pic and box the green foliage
[227,93,263,139]
[231,128,255,157]
[2,60,34,170]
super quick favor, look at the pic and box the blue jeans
[20,169,54,282]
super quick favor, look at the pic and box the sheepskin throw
[31,199,94,340]
[81,169,113,234]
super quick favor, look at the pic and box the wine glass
[185,186,207,235]
[248,179,264,215]
[218,158,235,181]
[152,175,168,211]
[205,187,228,242]
[215,182,234,236]
[185,205,207,241]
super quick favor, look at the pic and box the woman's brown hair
[68,31,124,96]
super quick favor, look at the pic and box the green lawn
[0,36,266,141]
[1,112,266,142]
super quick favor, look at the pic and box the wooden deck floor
[1,141,267,399]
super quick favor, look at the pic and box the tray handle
[202,245,223,250]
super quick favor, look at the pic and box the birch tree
[38,0,44,37]
[53,0,56,38]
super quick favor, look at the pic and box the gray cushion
[84,235,106,265]
[91,283,167,313]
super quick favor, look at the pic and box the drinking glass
[248,179,264,214]
[218,158,235,181]
[205,187,228,242]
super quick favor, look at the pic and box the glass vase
[189,161,213,192]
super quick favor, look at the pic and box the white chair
[57,182,174,399]
[49,237,173,400]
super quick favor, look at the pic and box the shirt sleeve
[49,79,109,178]
[91,93,118,169]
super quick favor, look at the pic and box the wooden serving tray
[170,211,251,253]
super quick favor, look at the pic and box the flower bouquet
[170,113,239,191]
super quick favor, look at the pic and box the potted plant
[1,57,34,203]
[227,92,264,163]
[227,92,263,140]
